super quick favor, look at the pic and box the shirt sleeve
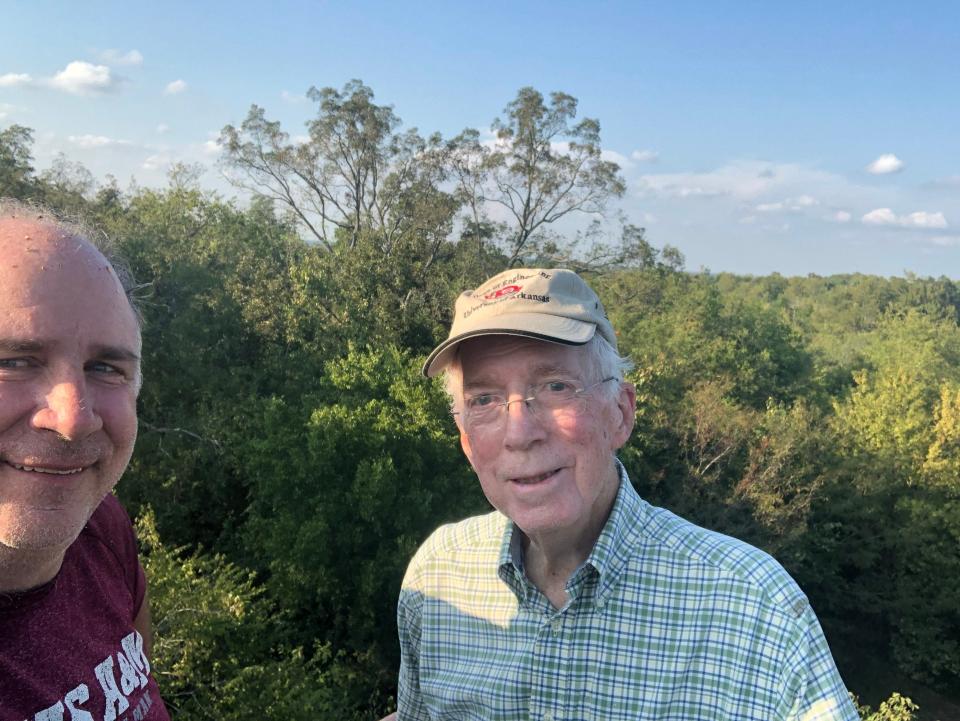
[86,493,147,617]
[397,584,429,720]
[783,604,859,721]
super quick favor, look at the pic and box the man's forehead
[460,334,580,355]
[0,217,99,260]
[0,219,119,292]
[459,335,587,377]
[0,217,140,348]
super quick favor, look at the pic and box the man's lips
[508,468,562,485]
[3,460,91,475]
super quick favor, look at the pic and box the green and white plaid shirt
[397,465,857,720]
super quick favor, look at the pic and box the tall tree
[451,88,626,266]
[219,79,451,254]
[0,124,36,198]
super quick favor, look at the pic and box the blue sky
[2,0,958,277]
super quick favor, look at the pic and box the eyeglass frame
[452,376,618,432]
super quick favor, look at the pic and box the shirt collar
[585,460,646,605]
[497,518,529,602]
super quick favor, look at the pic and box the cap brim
[422,313,597,377]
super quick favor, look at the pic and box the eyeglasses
[455,377,617,432]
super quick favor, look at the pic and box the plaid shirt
[397,466,857,721]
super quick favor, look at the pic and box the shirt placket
[525,567,595,721]
[527,600,569,721]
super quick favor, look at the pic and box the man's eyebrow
[91,345,141,363]
[0,339,140,363]
[462,375,500,392]
[0,338,45,353]
[529,363,577,378]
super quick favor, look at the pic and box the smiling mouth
[6,462,88,476]
[510,468,561,485]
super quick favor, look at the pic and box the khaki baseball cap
[422,268,617,377]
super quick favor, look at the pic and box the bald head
[0,199,141,325]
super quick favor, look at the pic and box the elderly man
[395,268,856,720]
[0,201,169,720]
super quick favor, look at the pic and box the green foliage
[607,272,813,410]
[0,124,36,198]
[738,400,832,552]
[136,510,345,719]
[220,79,457,257]
[454,87,626,265]
[855,692,920,721]
[238,345,485,693]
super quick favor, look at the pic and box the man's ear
[459,424,478,472]
[610,381,637,450]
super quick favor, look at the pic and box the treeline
[3,82,958,720]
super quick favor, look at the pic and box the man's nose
[501,395,547,449]
[32,374,102,441]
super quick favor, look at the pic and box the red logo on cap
[484,285,521,300]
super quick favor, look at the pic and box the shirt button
[551,619,562,636]
[544,712,555,721]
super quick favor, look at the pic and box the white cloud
[202,140,221,156]
[588,147,661,172]
[281,90,307,104]
[143,153,172,170]
[48,61,119,95]
[631,149,659,163]
[156,123,170,134]
[637,162,787,200]
[67,134,132,149]
[0,73,33,87]
[862,207,948,229]
[931,235,960,247]
[906,211,949,228]
[97,49,143,66]
[636,164,908,240]
[164,79,187,95]
[862,208,898,225]
[600,149,631,167]
[924,175,960,190]
[756,194,819,213]
[866,153,904,175]
[0,103,16,120]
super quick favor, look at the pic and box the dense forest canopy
[3,81,958,720]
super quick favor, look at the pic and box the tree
[233,344,488,713]
[220,80,452,256]
[854,693,919,721]
[136,510,351,720]
[38,152,97,213]
[451,88,626,266]
[0,124,37,198]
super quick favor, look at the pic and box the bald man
[0,200,170,720]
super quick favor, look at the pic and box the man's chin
[0,505,93,553]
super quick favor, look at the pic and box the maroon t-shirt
[0,494,170,721]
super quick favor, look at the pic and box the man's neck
[520,464,621,609]
[0,545,66,594]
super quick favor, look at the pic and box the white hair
[441,333,633,412]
